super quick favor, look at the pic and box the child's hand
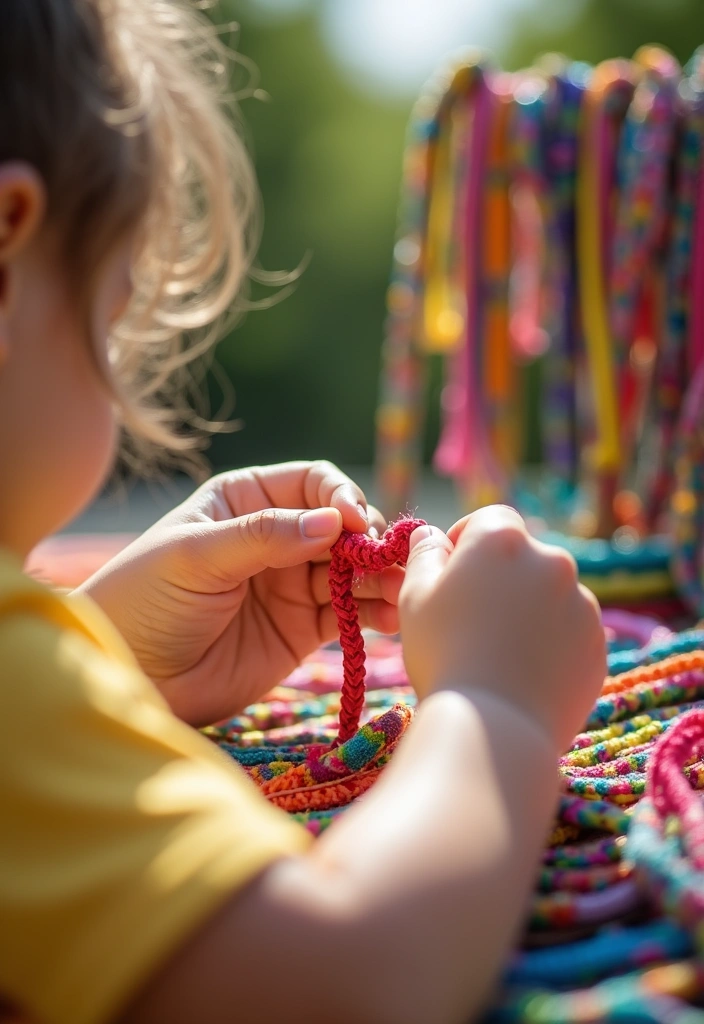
[399,505,606,751]
[78,462,402,726]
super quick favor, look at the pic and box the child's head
[0,0,256,554]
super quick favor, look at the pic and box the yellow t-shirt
[0,550,311,1024]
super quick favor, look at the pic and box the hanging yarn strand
[329,517,426,744]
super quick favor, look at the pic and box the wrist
[423,682,561,762]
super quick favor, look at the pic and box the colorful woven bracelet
[504,919,692,987]
[492,958,704,1024]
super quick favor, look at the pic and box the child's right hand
[400,505,606,751]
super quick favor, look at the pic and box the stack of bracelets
[198,519,704,1021]
[375,45,704,624]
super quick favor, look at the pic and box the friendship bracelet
[607,633,704,675]
[628,710,704,934]
[587,669,704,728]
[537,860,632,894]
[542,834,627,868]
[530,880,642,930]
[504,918,692,987]
[557,794,633,834]
[494,957,704,1023]
[563,716,675,768]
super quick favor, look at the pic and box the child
[0,2,606,1022]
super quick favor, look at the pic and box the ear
[0,163,46,368]
[0,163,46,261]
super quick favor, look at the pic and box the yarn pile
[496,635,704,1023]
[375,45,704,620]
[204,519,704,1021]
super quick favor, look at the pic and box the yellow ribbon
[577,68,622,474]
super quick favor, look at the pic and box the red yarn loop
[329,517,426,744]
[647,708,704,871]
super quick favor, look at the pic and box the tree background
[207,0,704,472]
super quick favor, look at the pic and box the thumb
[402,525,454,603]
[205,506,343,581]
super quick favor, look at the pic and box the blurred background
[71,0,704,532]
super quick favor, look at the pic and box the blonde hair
[1,0,257,468]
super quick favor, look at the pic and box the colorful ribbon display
[375,46,704,617]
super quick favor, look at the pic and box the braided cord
[329,518,425,743]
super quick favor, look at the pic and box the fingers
[532,539,579,588]
[448,504,527,551]
[401,525,454,605]
[303,461,370,532]
[367,504,387,537]
[310,561,404,606]
[204,506,343,581]
[208,461,382,536]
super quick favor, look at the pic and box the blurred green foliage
[208,0,703,471]
[209,5,409,468]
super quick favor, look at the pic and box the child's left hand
[78,462,401,726]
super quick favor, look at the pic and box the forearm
[118,689,559,1024]
[310,687,559,1023]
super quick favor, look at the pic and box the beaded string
[328,517,425,744]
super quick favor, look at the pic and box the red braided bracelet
[328,516,426,744]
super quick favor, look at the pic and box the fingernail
[301,507,342,539]
[408,524,433,550]
[357,502,368,524]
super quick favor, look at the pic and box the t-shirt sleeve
[0,614,312,1024]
